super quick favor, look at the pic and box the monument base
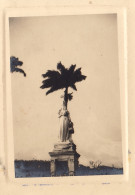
[49,142,80,176]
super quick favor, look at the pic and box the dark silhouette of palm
[40,62,86,108]
[10,56,26,77]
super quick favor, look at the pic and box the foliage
[10,56,26,77]
[40,62,86,108]
[89,160,102,169]
[40,62,86,95]
[14,160,123,178]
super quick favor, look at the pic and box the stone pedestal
[49,142,80,176]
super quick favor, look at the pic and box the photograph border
[4,6,128,185]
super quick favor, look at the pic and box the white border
[5,6,128,185]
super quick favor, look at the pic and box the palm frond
[46,86,60,95]
[57,62,66,74]
[40,78,55,88]
[10,56,26,77]
[40,77,66,92]
[74,67,81,75]
[68,64,76,73]
[73,68,86,82]
[70,84,77,91]
[13,67,26,77]
[10,56,23,67]
[42,70,60,78]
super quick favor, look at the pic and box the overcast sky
[9,14,123,168]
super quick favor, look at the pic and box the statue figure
[58,101,74,142]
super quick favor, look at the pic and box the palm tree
[10,56,26,77]
[40,62,86,109]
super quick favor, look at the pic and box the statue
[58,101,74,143]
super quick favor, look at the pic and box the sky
[9,14,123,168]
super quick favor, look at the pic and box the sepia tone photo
[9,14,123,178]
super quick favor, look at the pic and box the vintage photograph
[9,14,123,177]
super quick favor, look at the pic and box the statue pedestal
[49,142,80,176]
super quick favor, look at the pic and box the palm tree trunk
[64,87,68,109]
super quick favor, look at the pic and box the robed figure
[58,101,74,142]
